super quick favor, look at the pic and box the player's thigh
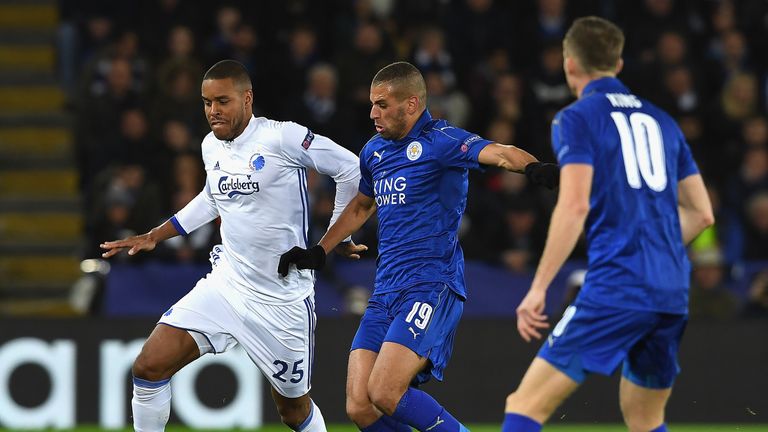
[368,341,429,397]
[619,377,671,431]
[622,313,687,390]
[383,283,463,385]
[133,324,200,380]
[505,357,579,423]
[346,349,378,410]
[158,275,241,356]
[236,296,316,398]
[135,278,242,379]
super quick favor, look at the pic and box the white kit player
[101,60,364,432]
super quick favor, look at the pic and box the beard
[211,112,244,141]
[380,107,407,140]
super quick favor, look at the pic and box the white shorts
[158,274,316,398]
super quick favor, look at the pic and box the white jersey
[172,115,360,304]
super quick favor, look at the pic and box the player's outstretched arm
[278,192,376,277]
[677,174,715,245]
[478,143,559,189]
[517,163,591,342]
[100,219,180,258]
[319,192,376,253]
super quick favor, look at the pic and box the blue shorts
[538,301,688,389]
[350,283,463,384]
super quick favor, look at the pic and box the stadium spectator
[744,192,768,260]
[154,25,204,97]
[424,70,470,128]
[75,57,146,191]
[336,21,396,137]
[742,116,768,148]
[151,63,207,139]
[411,27,456,90]
[688,249,739,321]
[525,42,572,133]
[658,65,701,117]
[203,6,241,63]
[741,271,768,319]
[287,63,356,152]
[444,0,510,85]
[86,163,163,260]
[115,108,156,177]
[274,24,322,110]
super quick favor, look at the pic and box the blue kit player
[503,17,715,432]
[279,61,559,431]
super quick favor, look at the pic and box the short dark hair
[203,59,252,90]
[372,61,427,109]
[564,16,624,73]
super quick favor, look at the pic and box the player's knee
[346,397,373,424]
[367,385,400,416]
[621,404,663,432]
[623,416,662,432]
[131,353,169,382]
[505,392,520,411]
[276,403,308,430]
[505,391,553,422]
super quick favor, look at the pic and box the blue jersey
[359,110,492,299]
[552,77,699,314]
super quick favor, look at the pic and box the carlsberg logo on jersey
[373,176,406,206]
[218,175,260,198]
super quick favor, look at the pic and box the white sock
[296,400,327,432]
[132,377,172,432]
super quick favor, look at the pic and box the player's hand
[278,245,326,277]
[100,233,157,258]
[516,288,550,342]
[525,162,560,189]
[335,241,368,260]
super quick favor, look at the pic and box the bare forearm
[677,174,714,245]
[478,143,538,173]
[319,201,375,254]
[148,219,181,244]
[678,206,712,245]
[499,145,537,173]
[531,204,587,292]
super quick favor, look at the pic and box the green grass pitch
[15,425,768,431]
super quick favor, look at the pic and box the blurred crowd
[59,0,768,319]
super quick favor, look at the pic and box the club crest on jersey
[249,153,266,171]
[406,141,422,161]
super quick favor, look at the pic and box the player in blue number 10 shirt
[279,61,559,431]
[502,17,715,432]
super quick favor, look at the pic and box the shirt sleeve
[434,123,493,169]
[279,121,361,230]
[358,147,374,198]
[676,127,700,180]
[172,184,219,235]
[552,109,594,166]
